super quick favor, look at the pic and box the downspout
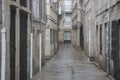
[30,0,33,79]
[1,29,6,80]
[1,0,6,80]
[89,30,91,57]
[39,0,42,72]
[30,33,33,80]
[39,33,42,71]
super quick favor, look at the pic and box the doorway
[118,20,120,80]
[100,26,102,55]
[64,31,71,43]
[111,21,120,80]
[20,11,28,80]
[80,25,84,49]
[104,23,110,74]
[10,7,16,80]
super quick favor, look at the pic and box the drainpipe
[30,0,34,79]
[30,33,33,79]
[1,0,6,80]
[1,29,6,80]
[39,0,43,72]
[39,33,42,71]
[89,29,91,57]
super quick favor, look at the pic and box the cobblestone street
[33,44,111,80]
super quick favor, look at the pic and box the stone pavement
[33,44,112,80]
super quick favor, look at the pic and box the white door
[64,31,71,43]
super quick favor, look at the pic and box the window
[64,0,72,5]
[66,16,71,21]
[64,5,71,12]
[33,0,39,18]
[64,16,71,28]
[33,0,37,17]
[64,0,72,12]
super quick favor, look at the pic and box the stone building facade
[32,0,46,77]
[45,0,59,59]
[0,0,31,80]
[83,0,96,59]
[83,0,120,80]
[58,0,72,43]
[0,0,46,80]
[71,0,83,48]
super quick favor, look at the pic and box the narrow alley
[1,0,120,80]
[33,44,111,80]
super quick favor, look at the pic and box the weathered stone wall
[83,0,120,79]
[58,13,72,43]
[0,0,31,80]
[71,0,82,48]
[96,1,120,77]
[0,0,46,80]
[32,22,40,75]
[45,0,58,59]
[83,0,109,71]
